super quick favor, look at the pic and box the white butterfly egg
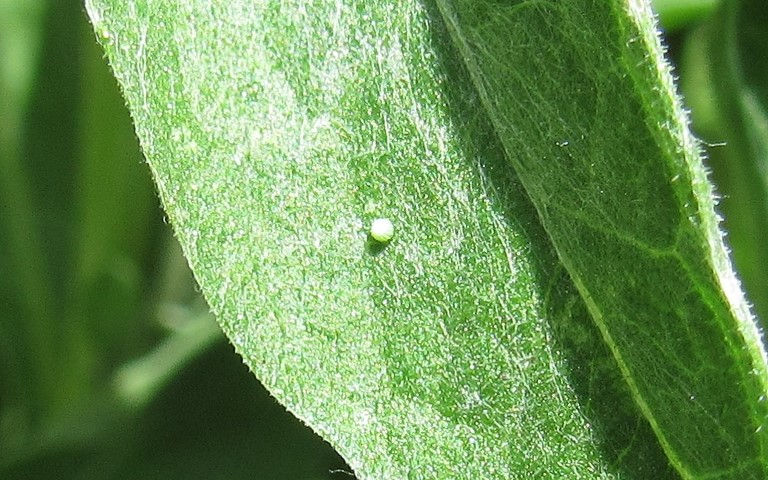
[370,218,394,242]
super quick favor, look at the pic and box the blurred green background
[1,0,765,478]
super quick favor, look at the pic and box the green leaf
[2,3,348,478]
[436,0,768,477]
[85,0,768,478]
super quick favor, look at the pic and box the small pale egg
[370,218,394,242]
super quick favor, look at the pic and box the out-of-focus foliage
[677,0,768,327]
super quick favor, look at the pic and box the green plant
[1,0,766,478]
